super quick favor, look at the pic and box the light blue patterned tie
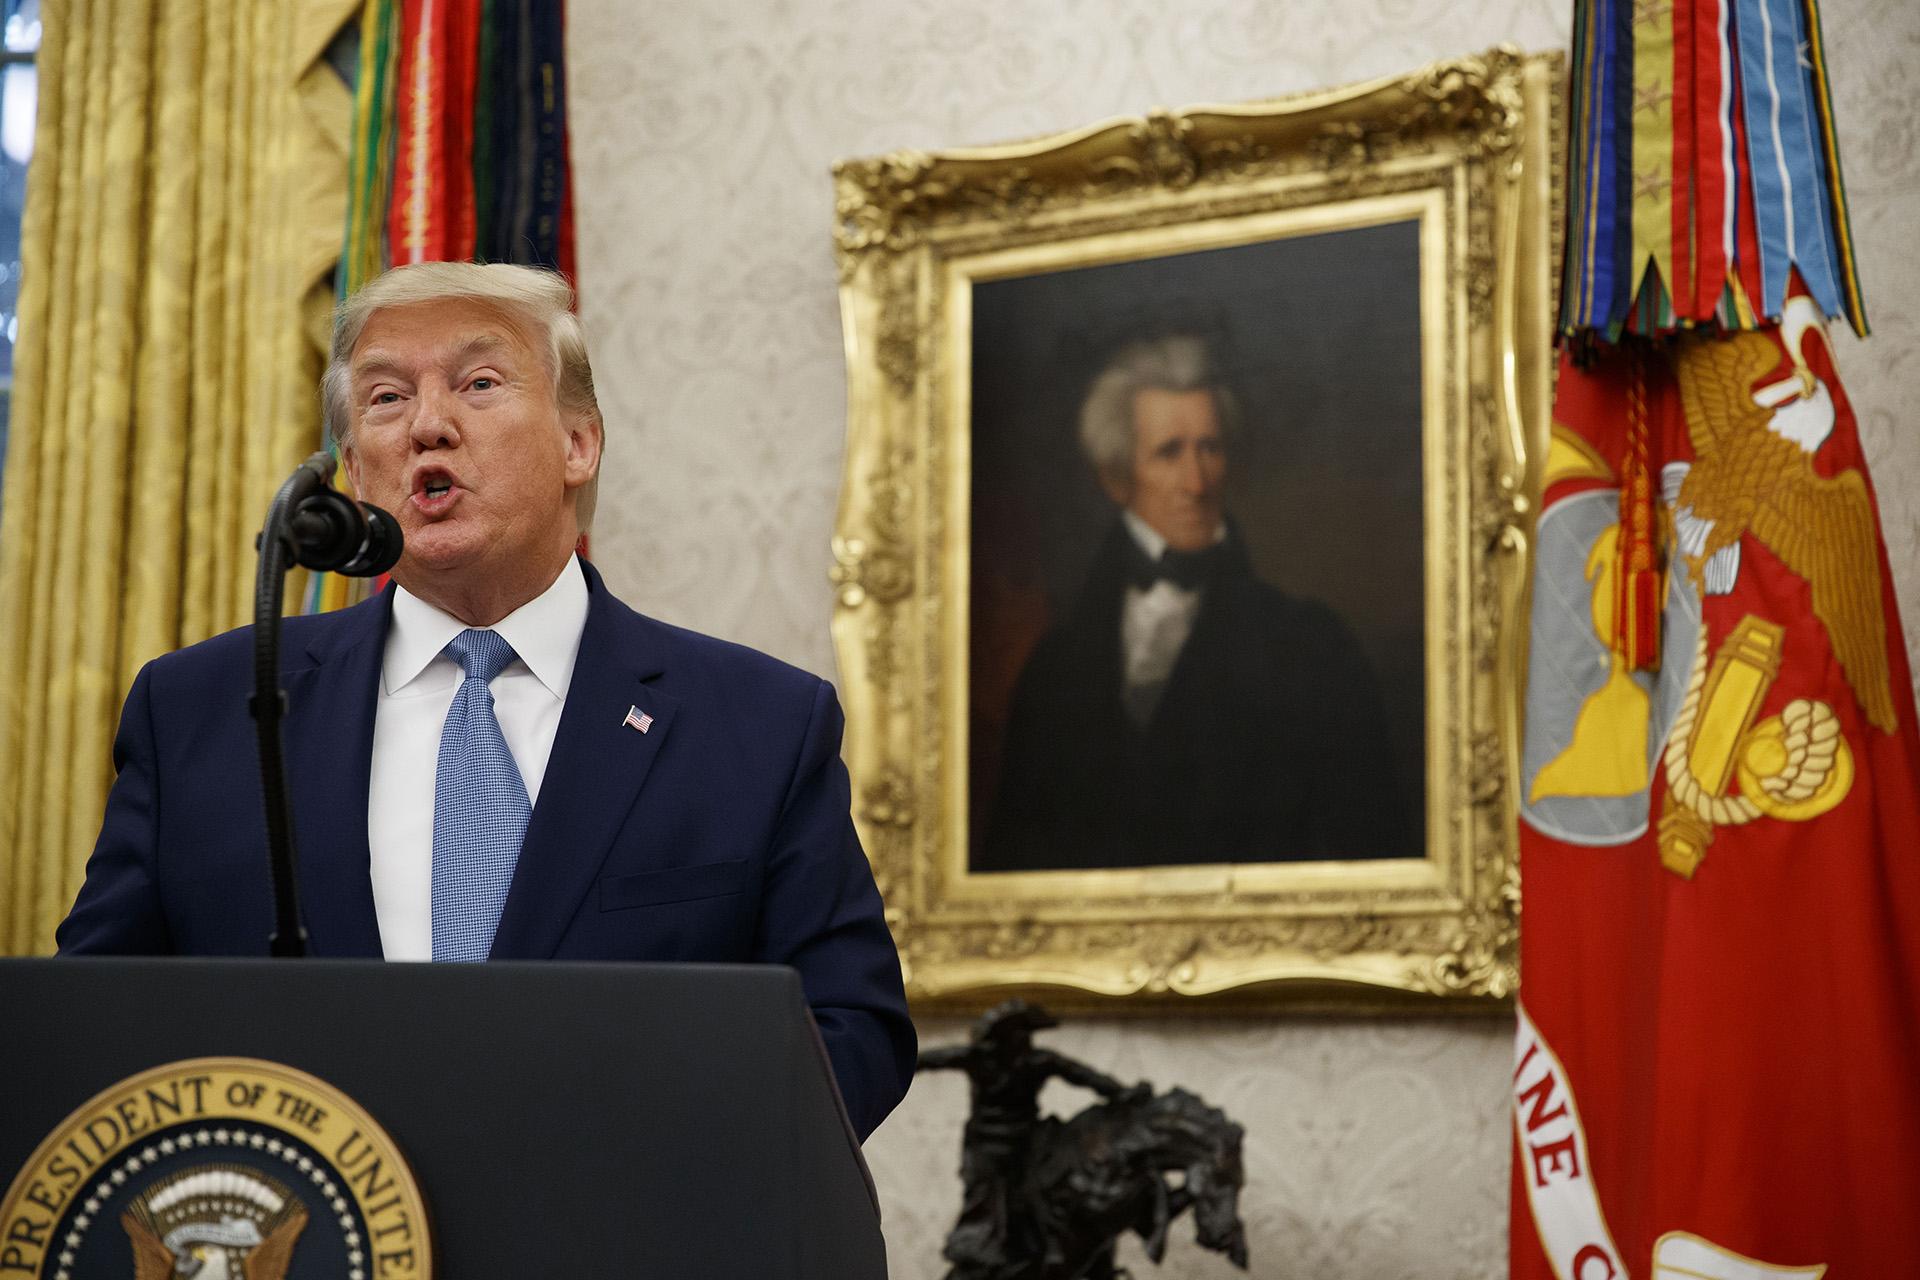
[431,629,532,962]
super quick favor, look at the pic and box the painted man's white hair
[1078,334,1239,490]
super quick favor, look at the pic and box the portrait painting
[966,222,1427,874]
[831,49,1561,1007]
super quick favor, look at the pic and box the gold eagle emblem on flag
[1670,327,1896,733]
[1655,317,1896,875]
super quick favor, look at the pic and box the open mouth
[411,468,462,513]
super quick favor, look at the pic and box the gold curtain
[0,0,359,954]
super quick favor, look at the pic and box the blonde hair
[323,261,603,530]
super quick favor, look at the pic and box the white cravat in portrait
[1118,508,1229,728]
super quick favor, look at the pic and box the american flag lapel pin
[622,705,653,734]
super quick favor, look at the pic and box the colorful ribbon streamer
[1560,0,1867,340]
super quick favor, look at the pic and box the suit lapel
[280,592,392,958]
[1077,523,1132,726]
[488,571,677,959]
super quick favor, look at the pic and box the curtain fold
[0,0,360,955]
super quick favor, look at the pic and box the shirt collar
[382,554,590,699]
[1121,509,1227,562]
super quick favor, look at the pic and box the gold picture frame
[831,49,1563,1010]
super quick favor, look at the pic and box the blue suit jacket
[57,559,915,1140]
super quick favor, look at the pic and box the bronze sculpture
[919,1000,1249,1279]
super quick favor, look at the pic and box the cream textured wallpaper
[564,0,1920,1274]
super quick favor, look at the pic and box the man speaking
[57,263,915,1140]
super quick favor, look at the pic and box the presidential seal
[0,1058,430,1280]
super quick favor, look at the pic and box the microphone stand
[251,454,333,958]
[249,450,402,958]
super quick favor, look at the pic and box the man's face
[1110,386,1227,552]
[341,297,599,603]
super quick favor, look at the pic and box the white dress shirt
[1118,510,1233,728]
[367,555,590,959]
[1117,511,1199,722]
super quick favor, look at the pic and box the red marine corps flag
[1513,0,1920,1275]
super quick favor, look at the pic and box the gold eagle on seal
[120,1164,308,1280]
[1671,327,1896,734]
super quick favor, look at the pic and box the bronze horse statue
[1018,1086,1249,1280]
[921,1001,1248,1280]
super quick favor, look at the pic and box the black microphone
[250,451,406,958]
[287,489,404,577]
